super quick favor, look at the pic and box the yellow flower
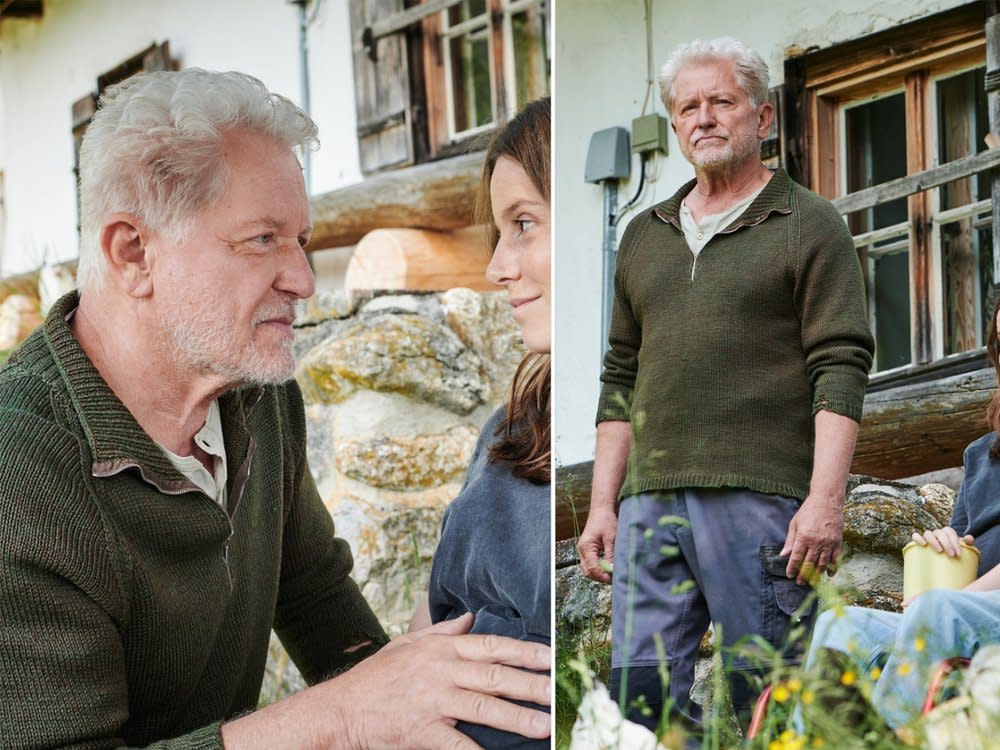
[773,684,791,703]
[780,729,797,743]
[841,670,856,686]
[914,637,925,652]
[811,738,825,748]
[769,741,781,750]
[898,662,912,677]
[787,677,802,693]
[869,666,882,680]
[801,689,815,705]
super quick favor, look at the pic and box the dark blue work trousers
[609,489,815,730]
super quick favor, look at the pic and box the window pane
[511,4,549,109]
[448,2,491,135]
[845,92,910,370]
[937,67,992,354]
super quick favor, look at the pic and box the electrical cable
[613,154,647,225]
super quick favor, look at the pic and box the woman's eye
[515,219,535,234]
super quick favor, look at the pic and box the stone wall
[260,287,522,703]
[295,287,522,630]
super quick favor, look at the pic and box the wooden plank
[308,151,481,250]
[988,14,1000,285]
[344,227,492,292]
[369,0,461,41]
[832,146,1000,215]
[797,3,986,90]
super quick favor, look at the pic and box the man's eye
[256,234,274,245]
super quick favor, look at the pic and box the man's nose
[276,241,316,300]
[696,102,716,127]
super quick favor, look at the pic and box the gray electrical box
[584,127,631,183]
[631,114,669,155]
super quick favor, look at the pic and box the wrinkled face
[671,59,769,171]
[151,129,315,387]
[486,156,551,354]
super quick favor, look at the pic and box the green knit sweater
[0,292,388,749]
[598,169,874,501]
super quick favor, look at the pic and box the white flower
[570,679,671,750]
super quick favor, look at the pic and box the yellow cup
[902,541,980,600]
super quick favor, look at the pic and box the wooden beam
[308,152,481,250]
[987,14,1000,285]
[853,366,995,478]
[907,70,933,365]
[832,146,1000,215]
[344,227,492,292]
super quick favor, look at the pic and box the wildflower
[787,677,802,693]
[773,684,790,703]
[811,737,825,748]
[841,670,856,687]
[897,662,912,677]
[914,637,925,652]
[869,666,882,681]
[801,689,815,706]
[846,638,858,654]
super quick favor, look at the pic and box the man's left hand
[780,493,843,585]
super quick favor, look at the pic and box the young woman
[412,97,551,749]
[803,297,1000,731]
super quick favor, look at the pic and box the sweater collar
[41,291,261,494]
[653,166,794,232]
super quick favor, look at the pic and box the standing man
[577,38,874,731]
[0,69,550,749]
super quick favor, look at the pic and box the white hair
[77,68,318,292]
[659,37,770,116]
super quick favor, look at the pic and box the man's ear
[757,101,775,140]
[100,213,154,298]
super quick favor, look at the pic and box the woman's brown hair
[478,97,551,483]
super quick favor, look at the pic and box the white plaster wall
[0,0,361,277]
[553,0,971,467]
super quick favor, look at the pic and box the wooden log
[853,367,994,478]
[308,152,482,250]
[554,367,998,540]
[344,227,493,292]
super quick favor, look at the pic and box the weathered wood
[988,14,1000,285]
[308,151,481,250]
[907,70,932,365]
[853,367,995,478]
[344,227,492,292]
[554,367,998,540]
[832,146,1000,216]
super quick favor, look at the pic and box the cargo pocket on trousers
[760,544,812,651]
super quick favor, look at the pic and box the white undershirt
[157,400,228,509]
[680,185,766,257]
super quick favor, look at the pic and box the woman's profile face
[485,155,551,354]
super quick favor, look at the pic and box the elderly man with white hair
[0,68,550,750]
[577,37,874,732]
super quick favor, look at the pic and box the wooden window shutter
[350,0,416,173]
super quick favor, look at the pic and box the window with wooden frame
[785,2,991,374]
[351,0,549,174]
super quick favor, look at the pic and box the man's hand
[578,506,617,584]
[781,493,843,585]
[911,527,974,558]
[579,420,631,585]
[221,613,551,750]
